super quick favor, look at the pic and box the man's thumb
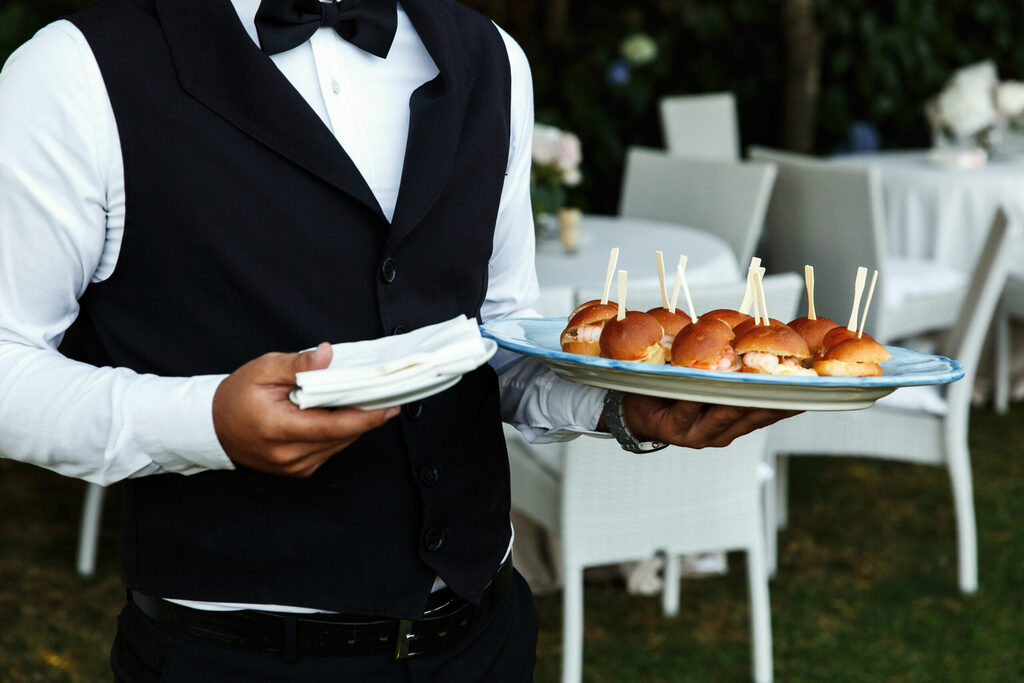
[295,342,333,374]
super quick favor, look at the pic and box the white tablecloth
[833,150,1024,268]
[533,215,742,316]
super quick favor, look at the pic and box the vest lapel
[154,0,385,220]
[387,0,479,248]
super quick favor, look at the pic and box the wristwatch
[602,390,669,454]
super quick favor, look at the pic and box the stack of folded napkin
[290,315,497,410]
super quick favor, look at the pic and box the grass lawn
[1,403,1023,681]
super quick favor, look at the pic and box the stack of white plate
[290,315,497,409]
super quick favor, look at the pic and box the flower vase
[558,207,581,253]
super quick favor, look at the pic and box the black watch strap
[602,390,669,453]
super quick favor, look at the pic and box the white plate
[327,374,462,410]
[290,338,497,409]
[481,318,964,411]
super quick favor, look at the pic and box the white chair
[77,483,106,577]
[659,92,740,160]
[747,146,970,344]
[619,147,777,269]
[993,269,1024,413]
[764,211,1014,595]
[510,273,803,683]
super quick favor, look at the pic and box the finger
[273,438,359,476]
[671,403,750,446]
[623,394,700,442]
[250,342,333,385]
[701,408,802,448]
[297,342,333,373]
[273,404,400,443]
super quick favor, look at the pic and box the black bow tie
[255,0,398,58]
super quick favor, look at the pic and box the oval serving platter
[482,318,964,411]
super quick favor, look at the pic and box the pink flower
[532,124,562,165]
[558,132,583,169]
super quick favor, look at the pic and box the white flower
[949,60,998,92]
[532,123,562,165]
[562,166,582,187]
[533,123,584,187]
[995,81,1024,118]
[936,78,998,138]
[932,62,1000,139]
[557,132,583,170]
[620,33,658,66]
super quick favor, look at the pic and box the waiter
[0,0,793,679]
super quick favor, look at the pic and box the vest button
[391,325,406,335]
[380,257,397,284]
[424,527,446,552]
[407,401,423,419]
[419,464,439,486]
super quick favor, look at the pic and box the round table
[833,150,1024,266]
[533,215,742,316]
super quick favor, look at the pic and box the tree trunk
[546,0,569,44]
[782,0,821,152]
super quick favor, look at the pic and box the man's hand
[212,342,399,477]
[607,393,799,449]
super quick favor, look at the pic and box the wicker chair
[764,211,1014,594]
[659,92,740,160]
[748,146,970,344]
[619,146,777,270]
[993,270,1024,413]
[508,273,803,683]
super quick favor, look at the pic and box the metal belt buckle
[395,619,417,659]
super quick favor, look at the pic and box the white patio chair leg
[947,441,978,594]
[746,544,774,683]
[76,483,106,578]
[775,455,788,529]
[561,564,585,683]
[661,553,681,617]
[763,459,778,578]
[994,302,1011,414]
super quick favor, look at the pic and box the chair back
[748,146,889,334]
[619,147,777,268]
[659,92,739,160]
[940,210,1014,414]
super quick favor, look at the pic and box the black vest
[69,0,512,618]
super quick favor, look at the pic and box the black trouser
[111,571,537,682]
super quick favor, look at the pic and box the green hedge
[4,1,1024,213]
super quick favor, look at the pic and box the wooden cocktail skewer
[601,247,620,305]
[857,270,879,339]
[846,266,868,331]
[748,264,762,325]
[669,262,682,314]
[616,270,627,321]
[678,262,698,323]
[756,266,770,324]
[655,251,669,309]
[739,256,762,314]
[805,264,816,320]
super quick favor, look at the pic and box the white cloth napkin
[289,315,497,409]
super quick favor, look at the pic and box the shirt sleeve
[0,21,234,485]
[484,26,608,444]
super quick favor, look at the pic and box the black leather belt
[130,557,513,660]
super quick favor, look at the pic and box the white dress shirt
[0,0,606,492]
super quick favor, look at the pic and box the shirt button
[391,325,406,335]
[331,79,340,94]
[407,401,423,419]
[419,464,439,487]
[424,527,446,552]
[380,258,396,284]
